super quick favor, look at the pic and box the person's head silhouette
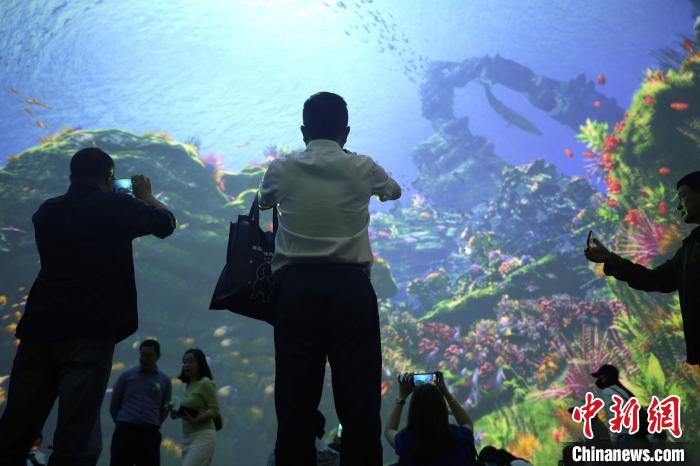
[591,364,619,389]
[301,92,350,147]
[676,171,700,225]
[70,147,115,192]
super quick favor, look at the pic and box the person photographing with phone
[384,371,479,466]
[584,171,700,366]
[0,147,176,465]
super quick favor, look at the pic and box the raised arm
[437,371,473,429]
[258,161,278,211]
[118,175,176,239]
[603,254,677,293]
[384,373,413,448]
[585,235,678,293]
[368,159,401,202]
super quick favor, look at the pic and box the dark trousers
[0,337,115,466]
[110,422,161,466]
[273,264,383,466]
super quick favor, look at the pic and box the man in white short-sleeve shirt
[259,92,400,466]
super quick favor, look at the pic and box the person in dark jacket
[584,170,700,365]
[0,147,176,466]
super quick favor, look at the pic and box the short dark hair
[178,348,214,383]
[302,92,348,140]
[70,147,114,182]
[677,171,700,191]
[140,339,160,355]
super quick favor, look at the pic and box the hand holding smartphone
[412,372,438,386]
[114,178,133,195]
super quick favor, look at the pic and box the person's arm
[109,373,127,423]
[190,379,220,423]
[384,373,413,448]
[258,161,278,211]
[160,376,172,425]
[604,254,677,293]
[585,235,678,293]
[368,158,401,202]
[118,175,176,239]
[436,371,473,429]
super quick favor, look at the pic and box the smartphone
[114,178,133,195]
[587,230,593,249]
[412,372,437,386]
[337,423,343,437]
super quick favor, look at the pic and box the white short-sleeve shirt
[258,139,399,274]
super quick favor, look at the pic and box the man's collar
[139,365,158,374]
[306,139,342,151]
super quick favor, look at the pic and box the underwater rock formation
[411,117,506,212]
[417,159,599,324]
[421,55,625,131]
[413,54,624,212]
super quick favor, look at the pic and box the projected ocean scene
[1,1,700,464]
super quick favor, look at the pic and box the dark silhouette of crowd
[0,91,697,466]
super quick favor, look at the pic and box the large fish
[479,81,543,136]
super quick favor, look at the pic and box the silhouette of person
[258,92,401,466]
[585,171,700,366]
[0,148,176,466]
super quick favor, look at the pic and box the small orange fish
[643,95,654,106]
[565,148,573,158]
[683,37,694,52]
[606,199,618,207]
[10,87,19,95]
[658,167,671,175]
[583,151,595,158]
[594,100,601,108]
[670,102,688,111]
[597,74,606,85]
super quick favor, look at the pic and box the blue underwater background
[1,1,700,465]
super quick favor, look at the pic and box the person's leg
[181,430,216,466]
[326,267,383,466]
[274,266,328,466]
[110,424,136,466]
[135,428,161,466]
[0,340,58,466]
[48,337,115,466]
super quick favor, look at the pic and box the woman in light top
[170,349,220,466]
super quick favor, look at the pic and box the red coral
[604,134,622,151]
[624,209,643,227]
[606,176,621,195]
